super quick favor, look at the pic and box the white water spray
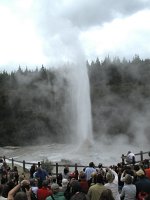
[66,63,93,145]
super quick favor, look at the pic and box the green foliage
[41,159,54,174]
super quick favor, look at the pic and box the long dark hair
[100,189,115,200]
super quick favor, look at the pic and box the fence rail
[121,150,150,164]
[1,150,150,178]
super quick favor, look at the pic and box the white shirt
[126,153,135,163]
[105,169,120,200]
[85,167,96,181]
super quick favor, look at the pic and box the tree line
[0,55,150,146]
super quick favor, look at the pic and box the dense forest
[1,55,150,146]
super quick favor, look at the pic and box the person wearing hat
[46,183,66,200]
[104,168,120,200]
[135,169,150,198]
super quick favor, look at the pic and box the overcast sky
[0,0,150,72]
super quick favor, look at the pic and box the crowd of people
[0,151,150,200]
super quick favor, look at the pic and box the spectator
[79,171,89,194]
[69,180,87,200]
[8,180,31,200]
[14,192,29,200]
[120,174,136,200]
[1,172,8,185]
[30,179,39,198]
[135,169,150,199]
[30,164,37,179]
[9,166,19,185]
[37,180,52,200]
[96,164,105,178]
[57,174,63,186]
[126,151,135,165]
[120,166,135,183]
[1,180,15,198]
[60,179,69,192]
[87,173,106,200]
[62,167,69,180]
[144,160,150,180]
[35,167,49,188]
[85,162,96,186]
[100,189,115,200]
[46,183,66,200]
[104,168,120,200]
[0,184,7,200]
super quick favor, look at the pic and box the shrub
[41,159,54,174]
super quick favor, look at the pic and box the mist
[1,57,150,165]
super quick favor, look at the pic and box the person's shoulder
[46,196,52,200]
[104,183,110,187]
[0,197,7,200]
[88,184,94,189]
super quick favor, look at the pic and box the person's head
[30,179,35,187]
[127,151,131,155]
[106,172,115,183]
[96,173,104,184]
[124,174,133,184]
[62,179,69,188]
[100,189,115,200]
[136,169,145,178]
[51,183,59,194]
[70,180,81,195]
[21,180,30,193]
[42,180,49,187]
[98,163,103,168]
[134,165,140,171]
[71,192,87,200]
[89,162,95,168]
[64,167,69,174]
[14,192,28,200]
[13,166,18,171]
[79,171,86,180]
[3,161,7,167]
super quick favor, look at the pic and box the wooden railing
[121,151,150,165]
[1,150,150,178]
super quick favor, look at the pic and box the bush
[41,159,54,174]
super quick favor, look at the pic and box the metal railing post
[56,163,58,179]
[140,151,143,161]
[122,154,125,165]
[12,158,14,168]
[38,162,41,167]
[23,160,25,172]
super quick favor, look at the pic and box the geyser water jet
[66,63,93,146]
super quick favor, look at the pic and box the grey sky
[0,0,150,71]
[59,0,150,28]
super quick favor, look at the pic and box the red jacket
[37,187,52,200]
[79,180,89,194]
[145,168,150,180]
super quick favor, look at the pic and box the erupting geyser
[66,63,93,146]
